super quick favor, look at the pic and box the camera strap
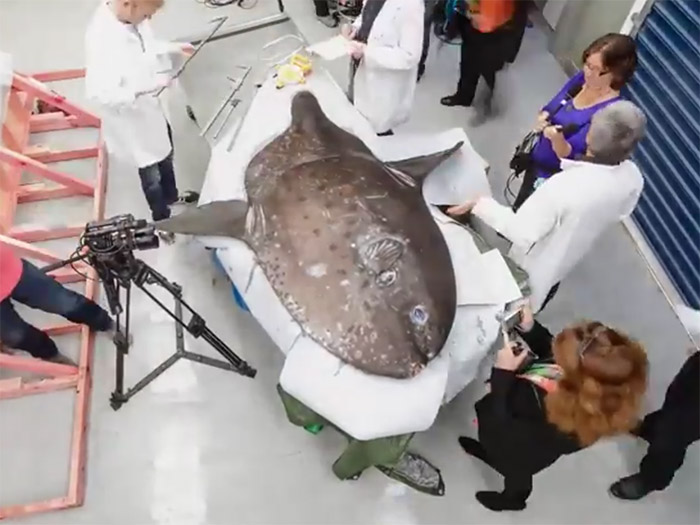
[517,363,563,393]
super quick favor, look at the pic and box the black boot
[609,474,657,500]
[440,94,471,107]
[475,491,527,511]
[458,436,491,465]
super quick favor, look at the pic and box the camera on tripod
[83,214,159,255]
[44,214,256,410]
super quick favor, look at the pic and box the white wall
[542,0,569,29]
[550,0,637,69]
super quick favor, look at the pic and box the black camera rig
[44,214,256,410]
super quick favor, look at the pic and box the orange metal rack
[0,69,107,520]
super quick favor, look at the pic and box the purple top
[531,71,621,179]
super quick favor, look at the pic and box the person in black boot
[313,0,338,28]
[610,351,700,500]
[440,0,514,118]
[459,302,648,511]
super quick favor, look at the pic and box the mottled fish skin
[242,92,456,379]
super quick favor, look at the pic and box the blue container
[211,250,250,312]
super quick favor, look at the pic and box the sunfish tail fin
[155,199,248,239]
[386,141,464,183]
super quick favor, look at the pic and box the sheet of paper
[451,245,522,306]
[307,35,351,61]
[478,249,524,304]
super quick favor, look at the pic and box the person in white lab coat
[343,0,424,135]
[447,101,647,312]
[85,0,198,240]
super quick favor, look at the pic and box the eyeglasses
[578,325,608,357]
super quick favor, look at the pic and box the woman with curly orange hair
[458,303,648,511]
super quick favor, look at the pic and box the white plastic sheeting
[201,66,520,440]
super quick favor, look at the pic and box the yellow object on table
[274,53,313,89]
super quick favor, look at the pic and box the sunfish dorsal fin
[386,141,464,184]
[290,90,330,134]
[155,199,248,239]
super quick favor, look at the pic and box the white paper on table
[451,247,522,306]
[307,35,351,61]
[376,129,491,207]
[479,249,523,304]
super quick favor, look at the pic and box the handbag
[509,80,584,176]
[509,129,539,174]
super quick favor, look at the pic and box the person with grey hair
[512,33,638,210]
[587,100,647,164]
[446,100,646,312]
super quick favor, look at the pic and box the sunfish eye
[376,269,397,287]
[410,305,428,326]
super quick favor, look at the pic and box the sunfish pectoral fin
[154,199,248,239]
[386,141,464,183]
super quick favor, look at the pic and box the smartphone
[500,306,536,371]
[501,306,523,335]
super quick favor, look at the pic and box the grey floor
[0,1,698,524]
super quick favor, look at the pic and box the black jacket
[475,322,580,484]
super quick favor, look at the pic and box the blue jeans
[0,260,113,359]
[138,126,178,221]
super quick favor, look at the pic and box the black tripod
[45,247,256,410]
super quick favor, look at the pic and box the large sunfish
[158,91,461,379]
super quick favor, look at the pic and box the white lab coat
[85,2,182,168]
[473,159,644,311]
[352,0,424,133]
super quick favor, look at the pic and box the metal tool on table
[224,34,307,152]
[199,66,252,141]
[154,15,229,98]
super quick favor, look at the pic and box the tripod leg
[199,326,257,377]
[113,285,128,399]
[133,260,256,378]
[106,258,256,408]
[182,351,239,372]
[175,290,186,355]
[114,353,183,408]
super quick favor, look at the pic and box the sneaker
[316,15,338,28]
[157,231,176,245]
[46,352,78,367]
[175,191,200,205]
